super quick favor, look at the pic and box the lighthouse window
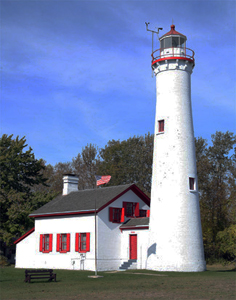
[165,37,172,48]
[180,37,185,47]
[161,39,164,49]
[172,37,179,47]
[158,120,165,133]
[189,177,195,190]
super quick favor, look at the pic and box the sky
[1,0,235,166]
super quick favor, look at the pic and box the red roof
[160,25,186,39]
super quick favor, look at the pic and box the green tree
[196,131,236,260]
[72,144,99,190]
[216,225,236,262]
[48,162,73,194]
[98,133,153,196]
[31,161,54,194]
[0,134,48,245]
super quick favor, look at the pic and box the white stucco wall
[147,59,206,272]
[97,189,149,271]
[15,231,36,268]
[120,229,149,269]
[15,214,96,270]
[15,189,149,271]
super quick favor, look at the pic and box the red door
[129,234,137,260]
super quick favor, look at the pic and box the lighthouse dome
[159,24,186,49]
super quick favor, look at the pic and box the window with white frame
[75,233,90,253]
[39,234,53,253]
[56,233,70,253]
[189,177,196,191]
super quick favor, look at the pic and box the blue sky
[1,0,235,165]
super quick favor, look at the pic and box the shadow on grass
[215,268,236,272]
[25,280,60,284]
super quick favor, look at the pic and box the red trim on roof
[120,226,149,232]
[130,185,150,205]
[152,56,194,65]
[97,184,150,213]
[14,228,35,244]
[160,24,186,39]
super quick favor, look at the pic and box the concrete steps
[119,259,137,270]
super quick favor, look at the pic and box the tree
[216,225,236,262]
[196,131,236,260]
[72,144,99,190]
[48,162,73,194]
[98,133,153,196]
[42,144,100,193]
[0,134,48,245]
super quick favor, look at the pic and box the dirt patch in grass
[125,272,168,276]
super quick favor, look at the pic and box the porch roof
[120,217,149,230]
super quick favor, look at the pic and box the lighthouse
[147,25,206,272]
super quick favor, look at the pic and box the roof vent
[62,174,79,195]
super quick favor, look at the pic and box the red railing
[151,47,195,64]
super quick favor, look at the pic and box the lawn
[0,265,235,300]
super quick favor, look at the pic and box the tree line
[0,132,235,262]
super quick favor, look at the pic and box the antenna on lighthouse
[145,22,163,55]
[145,22,163,77]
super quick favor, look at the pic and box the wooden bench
[25,269,56,283]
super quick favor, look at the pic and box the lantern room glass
[160,36,186,49]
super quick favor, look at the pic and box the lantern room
[160,24,186,50]
[151,24,194,66]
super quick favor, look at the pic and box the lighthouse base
[147,254,206,272]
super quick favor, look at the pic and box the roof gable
[14,228,35,245]
[30,184,150,218]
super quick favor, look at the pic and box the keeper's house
[15,175,150,271]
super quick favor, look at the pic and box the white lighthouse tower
[147,25,206,272]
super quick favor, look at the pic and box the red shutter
[147,210,150,217]
[86,233,90,252]
[66,234,70,252]
[49,234,53,252]
[75,233,79,252]
[134,203,139,217]
[39,234,43,252]
[78,233,81,252]
[123,202,127,216]
[56,234,60,252]
[121,208,125,223]
[109,207,113,222]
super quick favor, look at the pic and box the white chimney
[62,174,79,195]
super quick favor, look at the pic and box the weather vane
[145,22,163,55]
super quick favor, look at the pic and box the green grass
[0,265,235,300]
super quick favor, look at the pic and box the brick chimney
[62,174,79,195]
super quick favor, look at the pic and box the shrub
[0,255,10,266]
